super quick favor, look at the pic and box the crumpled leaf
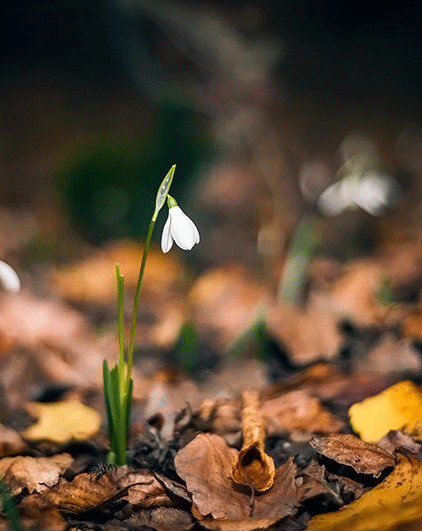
[119,470,175,508]
[296,460,342,505]
[261,389,344,435]
[19,471,118,516]
[20,467,185,519]
[349,380,422,443]
[0,454,72,495]
[23,400,101,444]
[306,455,422,531]
[310,434,395,477]
[175,433,298,527]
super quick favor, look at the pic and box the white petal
[161,215,174,253]
[0,261,21,293]
[169,206,199,250]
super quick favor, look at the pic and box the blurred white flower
[317,172,398,217]
[161,205,200,253]
[0,260,20,293]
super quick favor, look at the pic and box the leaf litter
[3,235,422,531]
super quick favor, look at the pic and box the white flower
[161,205,200,253]
[0,260,20,293]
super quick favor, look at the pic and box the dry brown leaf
[318,260,385,327]
[19,471,118,517]
[378,430,422,455]
[0,423,26,456]
[310,434,395,477]
[52,241,186,304]
[0,453,72,496]
[127,507,194,531]
[119,470,173,508]
[261,389,343,436]
[175,433,298,525]
[0,291,122,392]
[306,454,422,531]
[143,376,200,439]
[296,460,342,505]
[23,399,101,444]
[230,391,275,492]
[266,300,341,365]
[189,265,270,350]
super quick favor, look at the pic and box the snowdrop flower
[161,196,200,253]
[0,260,20,293]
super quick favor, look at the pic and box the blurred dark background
[1,0,422,264]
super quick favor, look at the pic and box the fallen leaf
[23,400,101,444]
[119,470,173,508]
[261,390,343,436]
[231,391,275,492]
[306,455,422,531]
[378,430,422,455]
[310,434,395,477]
[0,423,26,456]
[19,471,118,516]
[189,266,270,350]
[266,299,342,365]
[349,380,422,443]
[296,460,342,505]
[175,433,298,525]
[0,454,73,495]
[0,292,122,392]
[126,507,194,531]
[319,260,385,327]
[52,241,186,305]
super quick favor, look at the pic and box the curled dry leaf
[0,453,72,496]
[23,399,101,444]
[175,433,298,526]
[230,390,275,492]
[307,455,422,531]
[349,380,422,443]
[261,389,344,436]
[310,434,395,477]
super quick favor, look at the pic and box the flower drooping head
[161,196,200,253]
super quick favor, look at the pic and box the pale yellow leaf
[23,400,101,444]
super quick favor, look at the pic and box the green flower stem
[126,216,156,393]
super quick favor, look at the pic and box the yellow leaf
[307,456,422,531]
[23,400,101,444]
[349,380,422,443]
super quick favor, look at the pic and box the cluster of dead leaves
[1,369,422,531]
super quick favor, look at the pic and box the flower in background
[0,261,20,293]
